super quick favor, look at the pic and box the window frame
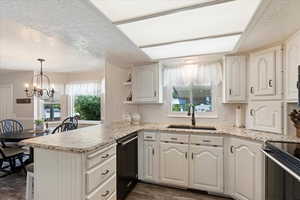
[40,100,62,122]
[167,84,218,118]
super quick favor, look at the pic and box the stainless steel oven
[263,141,300,200]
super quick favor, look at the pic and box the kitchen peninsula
[21,123,300,200]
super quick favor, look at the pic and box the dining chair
[0,146,26,176]
[0,119,24,147]
[52,122,77,134]
[62,116,79,129]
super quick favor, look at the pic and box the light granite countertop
[21,123,300,153]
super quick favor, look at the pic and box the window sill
[167,114,218,119]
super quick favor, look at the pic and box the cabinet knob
[250,87,254,94]
[101,169,110,175]
[250,109,255,116]
[230,146,235,154]
[101,154,110,159]
[101,190,110,197]
[268,80,273,87]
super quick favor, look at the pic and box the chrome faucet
[187,104,196,126]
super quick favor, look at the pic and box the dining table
[0,129,51,163]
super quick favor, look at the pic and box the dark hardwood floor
[127,183,231,200]
[0,173,231,200]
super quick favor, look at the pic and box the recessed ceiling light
[90,0,217,22]
[117,0,261,46]
[141,34,241,60]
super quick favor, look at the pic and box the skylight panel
[141,34,241,60]
[117,0,261,47]
[90,0,216,22]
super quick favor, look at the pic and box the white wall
[0,70,105,128]
[104,61,138,125]
[0,71,35,129]
[137,84,240,126]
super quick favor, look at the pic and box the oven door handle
[120,136,138,146]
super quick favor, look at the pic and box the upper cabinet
[249,46,283,100]
[286,30,300,102]
[247,101,282,134]
[223,56,247,103]
[132,63,163,104]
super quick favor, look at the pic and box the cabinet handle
[191,153,194,160]
[101,154,109,159]
[101,190,110,197]
[170,137,178,141]
[230,146,235,154]
[154,91,157,97]
[229,89,232,95]
[250,109,255,116]
[250,87,254,94]
[101,169,110,175]
[185,152,188,159]
[268,80,273,87]
[152,148,155,155]
[146,136,153,139]
[202,140,211,143]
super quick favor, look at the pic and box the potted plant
[34,119,44,131]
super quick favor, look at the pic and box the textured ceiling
[238,0,300,51]
[0,0,150,72]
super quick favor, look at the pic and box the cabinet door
[230,138,264,200]
[286,30,300,101]
[249,46,282,100]
[143,141,158,182]
[160,142,188,187]
[189,145,223,193]
[223,56,247,103]
[132,64,158,103]
[247,101,282,134]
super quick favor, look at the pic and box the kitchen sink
[167,125,217,130]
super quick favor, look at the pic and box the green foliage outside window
[74,95,101,121]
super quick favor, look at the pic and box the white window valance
[66,81,101,97]
[163,62,222,87]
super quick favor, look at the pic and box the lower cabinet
[189,145,224,193]
[160,142,189,187]
[143,140,159,182]
[229,138,264,200]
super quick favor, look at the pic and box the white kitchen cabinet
[249,46,283,100]
[223,56,247,103]
[189,145,223,193]
[160,142,189,187]
[143,140,159,182]
[247,101,282,134]
[228,138,264,200]
[132,63,163,103]
[285,30,300,101]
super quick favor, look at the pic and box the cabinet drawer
[144,132,157,141]
[87,146,116,169]
[190,135,223,146]
[86,175,116,200]
[160,133,189,143]
[86,156,116,194]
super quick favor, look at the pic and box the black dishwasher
[117,132,138,200]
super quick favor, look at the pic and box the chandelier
[24,58,55,98]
